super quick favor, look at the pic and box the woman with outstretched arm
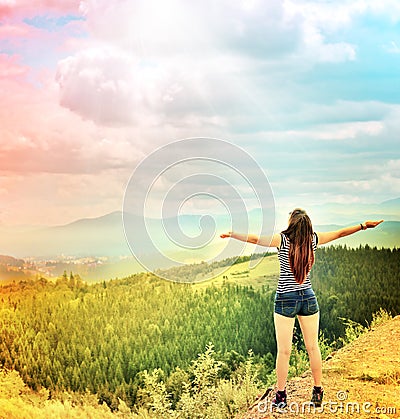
[221,209,383,409]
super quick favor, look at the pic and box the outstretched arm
[317,220,384,245]
[220,232,281,248]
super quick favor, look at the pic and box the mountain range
[0,198,398,260]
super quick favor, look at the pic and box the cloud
[56,47,146,126]
[0,53,29,78]
[0,22,30,38]
[205,0,302,58]
[79,0,302,58]
[53,1,302,126]
[55,45,228,128]
[0,59,146,176]
[55,0,363,129]
[55,45,261,129]
[268,120,383,141]
[0,0,80,19]
[286,0,400,32]
[236,101,400,209]
[0,1,86,74]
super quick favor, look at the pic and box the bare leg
[297,312,322,387]
[274,313,295,391]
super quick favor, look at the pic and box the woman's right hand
[364,220,384,229]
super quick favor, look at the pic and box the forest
[0,245,399,415]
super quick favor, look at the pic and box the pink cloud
[0,22,29,37]
[0,0,80,19]
[0,55,144,175]
[0,0,86,65]
[0,53,29,78]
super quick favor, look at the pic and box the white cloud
[54,0,302,127]
[317,42,356,62]
[56,47,161,126]
[286,120,383,141]
[285,1,357,63]
[286,0,400,32]
[79,0,302,58]
[360,0,400,22]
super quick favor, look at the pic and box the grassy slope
[192,254,280,290]
[241,315,400,419]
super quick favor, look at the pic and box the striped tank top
[276,232,318,293]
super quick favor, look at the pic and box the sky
[0,0,400,229]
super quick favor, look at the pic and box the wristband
[360,223,365,230]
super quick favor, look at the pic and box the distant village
[0,254,109,280]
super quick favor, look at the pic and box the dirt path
[239,316,400,419]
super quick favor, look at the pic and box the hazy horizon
[0,203,398,261]
[1,196,397,229]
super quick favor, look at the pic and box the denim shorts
[274,288,319,318]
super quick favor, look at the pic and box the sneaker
[311,386,324,407]
[272,389,287,409]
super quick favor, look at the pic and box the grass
[192,254,279,290]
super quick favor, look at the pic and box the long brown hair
[281,208,315,284]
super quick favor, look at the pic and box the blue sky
[0,0,399,228]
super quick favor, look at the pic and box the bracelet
[360,223,365,230]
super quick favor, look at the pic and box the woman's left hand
[364,220,384,229]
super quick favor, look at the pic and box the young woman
[220,209,383,408]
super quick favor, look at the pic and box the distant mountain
[314,221,400,249]
[0,212,130,258]
[380,197,400,208]
[309,197,400,224]
[0,198,398,260]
